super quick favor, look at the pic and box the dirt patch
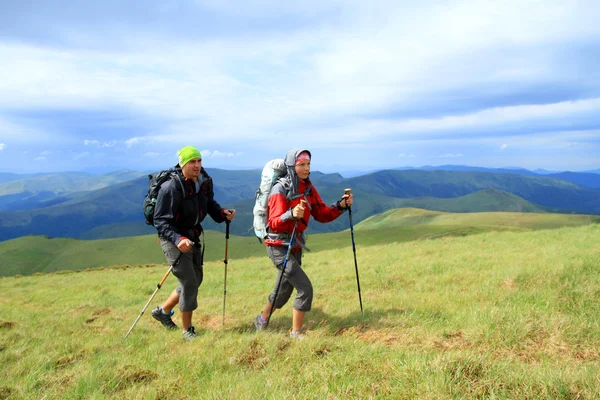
[313,346,331,358]
[333,327,349,335]
[435,331,472,350]
[235,339,269,370]
[0,386,15,400]
[56,350,86,368]
[575,350,600,361]
[276,340,290,354]
[196,314,222,329]
[92,308,111,316]
[502,277,517,289]
[0,321,15,330]
[105,365,159,393]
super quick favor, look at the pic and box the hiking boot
[182,326,198,341]
[289,329,306,340]
[253,314,268,331]
[151,306,178,330]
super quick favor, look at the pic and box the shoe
[253,314,268,331]
[183,326,198,341]
[289,329,306,340]
[151,306,178,330]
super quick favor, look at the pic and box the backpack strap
[170,170,187,199]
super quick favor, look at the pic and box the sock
[160,307,172,316]
[259,314,267,323]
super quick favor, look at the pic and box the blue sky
[1,1,599,175]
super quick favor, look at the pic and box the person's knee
[181,280,198,300]
[294,284,313,311]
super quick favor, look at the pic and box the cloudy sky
[1,1,599,175]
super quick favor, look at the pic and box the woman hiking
[253,149,353,339]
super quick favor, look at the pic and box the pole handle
[345,188,351,195]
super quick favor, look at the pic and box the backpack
[143,168,185,226]
[252,159,312,241]
[253,159,287,240]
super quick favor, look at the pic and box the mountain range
[0,165,598,242]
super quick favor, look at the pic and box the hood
[283,148,311,200]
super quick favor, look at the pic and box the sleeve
[268,183,295,232]
[308,186,344,223]
[204,177,227,224]
[153,182,185,245]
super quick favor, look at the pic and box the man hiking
[253,149,353,339]
[152,145,236,340]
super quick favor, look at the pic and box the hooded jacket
[266,148,344,249]
[154,167,226,245]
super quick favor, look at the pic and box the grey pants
[160,239,204,312]
[267,246,313,312]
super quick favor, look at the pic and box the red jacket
[267,178,343,249]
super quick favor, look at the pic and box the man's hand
[223,208,236,221]
[177,238,194,253]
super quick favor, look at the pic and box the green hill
[0,224,598,398]
[1,167,599,241]
[1,208,597,277]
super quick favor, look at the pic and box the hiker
[253,149,354,339]
[151,145,236,340]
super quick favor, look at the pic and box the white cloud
[84,140,117,148]
[73,151,90,160]
[500,144,508,150]
[125,137,152,148]
[398,153,416,158]
[439,153,463,158]
[0,143,5,151]
[0,1,599,172]
[209,151,243,158]
[144,152,163,157]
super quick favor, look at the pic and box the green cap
[177,146,201,167]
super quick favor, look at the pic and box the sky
[0,0,599,175]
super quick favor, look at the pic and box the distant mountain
[0,170,146,211]
[1,166,598,242]
[0,172,37,184]
[412,165,539,176]
[544,172,600,189]
[345,170,600,215]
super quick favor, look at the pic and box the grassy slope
[0,225,598,399]
[1,209,598,277]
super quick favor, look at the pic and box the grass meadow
[1,222,599,399]
[2,208,598,277]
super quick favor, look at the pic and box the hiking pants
[160,239,204,312]
[267,246,313,312]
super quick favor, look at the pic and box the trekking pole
[266,200,305,326]
[222,217,231,326]
[345,188,363,312]
[124,246,188,340]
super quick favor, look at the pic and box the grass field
[1,208,598,277]
[1,222,598,399]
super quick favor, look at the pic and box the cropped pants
[160,238,204,312]
[267,246,313,312]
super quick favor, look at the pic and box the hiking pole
[345,188,363,312]
[222,216,231,326]
[124,246,188,340]
[266,200,305,327]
